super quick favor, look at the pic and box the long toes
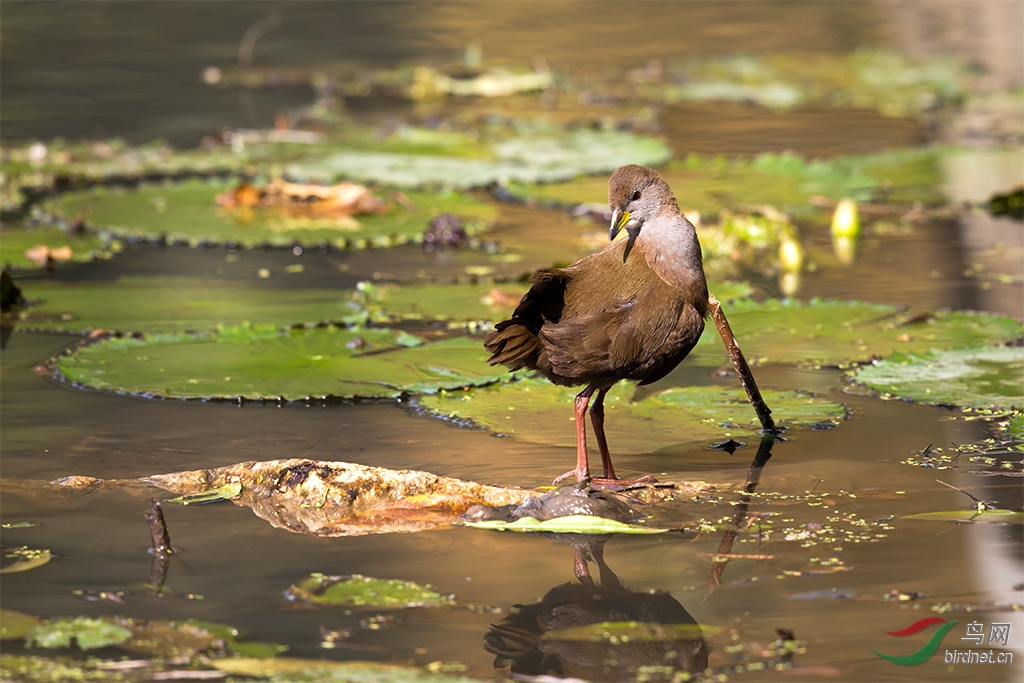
[553,470,587,484]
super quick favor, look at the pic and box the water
[2,2,1022,681]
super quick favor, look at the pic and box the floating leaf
[461,514,669,535]
[166,481,241,505]
[144,459,533,536]
[691,299,1023,367]
[850,346,1024,410]
[0,610,41,640]
[420,378,846,452]
[11,278,749,337]
[25,617,132,651]
[57,326,507,400]
[903,510,1024,525]
[285,130,671,189]
[0,548,52,574]
[16,277,367,335]
[0,224,119,270]
[286,573,452,608]
[45,180,496,248]
[503,148,945,218]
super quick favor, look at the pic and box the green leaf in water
[15,277,370,335]
[57,326,507,400]
[420,378,845,451]
[0,548,52,574]
[690,299,1023,367]
[45,180,496,248]
[903,510,1024,525]
[461,514,669,535]
[166,481,242,505]
[850,345,1024,410]
[25,617,132,651]
[286,130,671,189]
[286,573,453,608]
[0,610,42,640]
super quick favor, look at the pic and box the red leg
[589,387,617,480]
[553,384,596,484]
[588,386,658,488]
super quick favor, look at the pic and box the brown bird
[484,165,709,484]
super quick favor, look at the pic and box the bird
[484,164,709,485]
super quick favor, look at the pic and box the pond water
[2,2,1023,682]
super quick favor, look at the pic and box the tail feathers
[484,322,542,371]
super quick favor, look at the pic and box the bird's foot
[552,468,588,485]
[587,474,658,491]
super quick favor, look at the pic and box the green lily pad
[166,481,242,505]
[56,325,506,400]
[691,299,1023,367]
[649,50,968,116]
[44,180,496,248]
[420,378,846,452]
[505,148,945,218]
[461,514,669,534]
[25,617,132,651]
[0,548,52,574]
[15,276,753,336]
[286,573,452,608]
[14,277,366,335]
[285,130,671,189]
[903,509,1024,525]
[0,224,121,271]
[850,346,1024,410]
[0,610,42,640]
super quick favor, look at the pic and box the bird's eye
[631,190,641,201]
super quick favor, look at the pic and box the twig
[709,295,778,433]
[935,479,990,510]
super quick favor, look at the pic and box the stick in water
[709,294,778,433]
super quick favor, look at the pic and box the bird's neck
[637,209,709,311]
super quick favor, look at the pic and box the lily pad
[461,515,669,535]
[166,481,242,505]
[419,378,846,452]
[850,346,1024,410]
[691,299,1023,367]
[286,573,452,608]
[14,277,366,335]
[504,148,945,218]
[25,617,132,651]
[143,458,533,536]
[44,180,497,248]
[0,610,42,640]
[56,325,507,400]
[285,130,671,189]
[903,509,1024,525]
[0,548,52,574]
[0,224,121,270]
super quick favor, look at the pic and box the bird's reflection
[484,537,709,681]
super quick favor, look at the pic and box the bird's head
[607,164,674,263]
